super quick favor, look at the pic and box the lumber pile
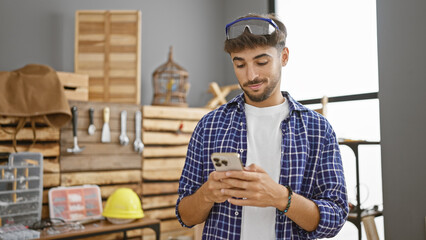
[141,105,209,239]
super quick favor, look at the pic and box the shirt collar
[227,91,309,114]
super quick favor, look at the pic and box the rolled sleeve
[306,126,349,238]
[175,119,206,228]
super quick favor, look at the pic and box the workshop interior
[0,0,425,240]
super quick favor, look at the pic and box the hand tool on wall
[133,111,144,153]
[88,107,96,135]
[119,110,129,145]
[67,106,85,153]
[101,107,111,143]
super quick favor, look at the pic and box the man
[176,13,348,239]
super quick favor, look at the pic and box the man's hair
[224,13,287,54]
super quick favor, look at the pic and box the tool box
[0,152,43,227]
[48,185,103,222]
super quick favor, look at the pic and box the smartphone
[211,152,244,171]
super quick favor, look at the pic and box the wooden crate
[75,10,141,104]
[141,105,209,239]
[57,71,89,101]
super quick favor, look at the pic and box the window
[275,1,383,239]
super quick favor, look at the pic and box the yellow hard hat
[102,188,144,221]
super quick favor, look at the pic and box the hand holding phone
[211,152,243,171]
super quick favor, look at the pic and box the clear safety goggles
[225,17,279,40]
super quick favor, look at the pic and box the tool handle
[121,110,127,133]
[135,111,141,139]
[89,107,94,125]
[103,107,110,123]
[71,106,78,137]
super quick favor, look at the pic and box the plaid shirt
[176,92,348,240]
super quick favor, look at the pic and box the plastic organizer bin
[0,152,43,227]
[48,185,103,222]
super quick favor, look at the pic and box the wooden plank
[142,182,179,195]
[143,170,182,181]
[99,184,142,199]
[0,143,59,157]
[143,228,193,240]
[42,204,49,219]
[60,116,134,132]
[142,146,188,158]
[78,230,143,240]
[143,158,185,171]
[61,170,141,186]
[78,22,104,34]
[61,130,135,144]
[0,127,59,141]
[110,13,138,22]
[60,154,141,172]
[108,84,137,93]
[60,142,138,155]
[159,219,184,232]
[57,72,89,87]
[43,189,49,204]
[110,53,136,62]
[110,22,137,34]
[44,173,60,187]
[78,69,104,78]
[141,219,185,236]
[44,158,60,173]
[78,34,105,41]
[143,106,209,121]
[78,53,105,62]
[64,88,89,102]
[143,119,198,133]
[144,207,175,220]
[142,132,191,145]
[142,194,179,209]
[78,13,105,22]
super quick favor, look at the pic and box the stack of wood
[0,116,61,221]
[141,105,209,240]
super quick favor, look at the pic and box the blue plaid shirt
[176,92,348,239]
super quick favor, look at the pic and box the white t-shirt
[241,99,290,240]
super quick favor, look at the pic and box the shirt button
[239,149,244,153]
[235,211,239,216]
[240,122,243,126]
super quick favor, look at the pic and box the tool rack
[0,152,43,227]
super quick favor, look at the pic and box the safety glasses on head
[225,17,279,40]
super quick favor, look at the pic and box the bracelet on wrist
[278,185,293,214]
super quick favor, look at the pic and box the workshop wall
[0,0,225,107]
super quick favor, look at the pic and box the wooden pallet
[141,105,209,239]
[75,10,141,104]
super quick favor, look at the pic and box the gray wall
[0,0,227,107]
[377,0,426,239]
[0,0,268,106]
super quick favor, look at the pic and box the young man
[176,14,348,239]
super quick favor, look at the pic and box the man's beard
[241,77,279,103]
